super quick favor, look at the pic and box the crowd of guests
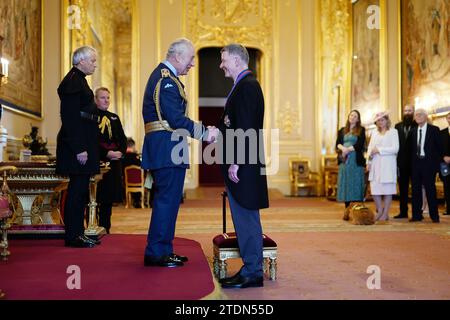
[336,105,450,223]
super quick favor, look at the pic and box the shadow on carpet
[0,235,215,300]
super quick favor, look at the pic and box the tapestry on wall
[401,0,450,112]
[351,0,381,124]
[0,0,42,118]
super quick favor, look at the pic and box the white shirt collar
[163,60,177,77]
[418,122,428,132]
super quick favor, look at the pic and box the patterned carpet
[111,192,450,300]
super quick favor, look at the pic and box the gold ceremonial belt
[145,120,172,134]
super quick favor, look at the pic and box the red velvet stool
[212,192,278,281]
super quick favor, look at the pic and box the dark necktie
[404,126,410,137]
[417,129,422,157]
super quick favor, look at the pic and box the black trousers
[97,203,112,233]
[411,160,439,221]
[398,166,412,216]
[443,175,450,215]
[64,174,90,241]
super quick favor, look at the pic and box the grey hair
[72,46,97,66]
[221,44,249,65]
[166,38,193,60]
[415,108,428,116]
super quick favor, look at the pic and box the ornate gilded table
[0,162,109,239]
[0,162,68,237]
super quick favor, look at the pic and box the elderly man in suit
[394,104,417,219]
[409,108,443,223]
[56,46,101,248]
[217,44,269,289]
[141,38,218,267]
[439,112,450,216]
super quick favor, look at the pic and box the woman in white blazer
[367,111,399,221]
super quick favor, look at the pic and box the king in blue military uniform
[141,38,217,267]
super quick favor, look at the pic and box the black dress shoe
[432,218,440,223]
[171,253,188,263]
[144,255,184,267]
[444,212,450,216]
[65,236,96,248]
[394,213,408,219]
[221,274,264,289]
[409,217,424,222]
[219,270,242,284]
[82,235,101,245]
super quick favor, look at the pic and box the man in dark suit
[121,138,143,208]
[141,38,218,267]
[439,112,450,216]
[394,104,417,218]
[217,44,269,289]
[122,138,141,168]
[56,46,101,248]
[410,108,443,223]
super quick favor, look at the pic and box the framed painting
[0,0,42,119]
[401,0,450,112]
[351,0,381,124]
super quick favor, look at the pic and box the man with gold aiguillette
[141,38,218,268]
[95,87,127,234]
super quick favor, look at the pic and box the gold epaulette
[161,68,170,78]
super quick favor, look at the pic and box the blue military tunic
[141,63,204,170]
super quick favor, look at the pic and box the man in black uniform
[394,104,417,219]
[95,87,127,233]
[56,46,101,248]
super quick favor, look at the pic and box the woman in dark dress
[95,87,127,233]
[336,110,367,209]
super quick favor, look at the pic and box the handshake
[205,126,220,144]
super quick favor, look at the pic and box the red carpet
[0,235,215,300]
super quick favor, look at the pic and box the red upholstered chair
[212,192,278,281]
[124,165,145,209]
